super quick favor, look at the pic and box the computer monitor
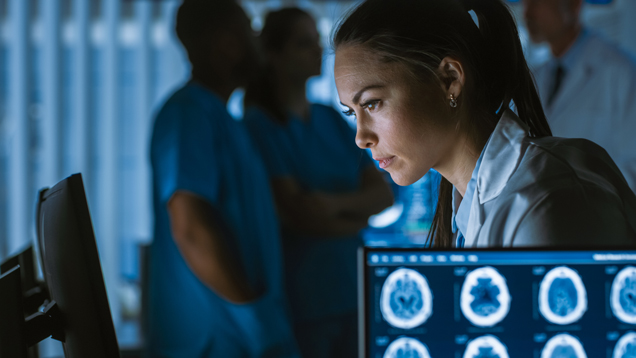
[360,247,636,358]
[36,173,120,358]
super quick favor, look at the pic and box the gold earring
[449,94,458,108]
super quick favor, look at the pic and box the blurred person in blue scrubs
[146,1,299,357]
[243,8,393,358]
[523,0,636,192]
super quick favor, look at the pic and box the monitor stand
[0,266,65,358]
[1,244,50,315]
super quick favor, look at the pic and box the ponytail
[462,0,552,138]
[333,0,552,247]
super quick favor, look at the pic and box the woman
[333,0,636,247]
[243,8,394,358]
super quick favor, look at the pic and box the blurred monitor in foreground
[36,173,120,358]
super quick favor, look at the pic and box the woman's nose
[355,120,377,149]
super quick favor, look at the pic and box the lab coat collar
[462,110,528,246]
[463,110,528,246]
[476,109,529,204]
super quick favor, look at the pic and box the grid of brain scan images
[364,250,636,358]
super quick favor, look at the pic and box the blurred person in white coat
[523,0,636,192]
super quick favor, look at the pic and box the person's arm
[169,192,301,357]
[270,177,367,236]
[271,166,393,237]
[167,190,258,303]
[316,166,394,220]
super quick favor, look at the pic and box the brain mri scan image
[540,333,587,358]
[462,335,509,358]
[539,266,587,325]
[383,337,431,358]
[611,267,636,324]
[380,268,433,329]
[460,267,511,327]
[613,332,636,358]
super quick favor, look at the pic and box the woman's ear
[438,57,466,101]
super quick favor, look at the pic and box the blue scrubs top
[148,82,298,357]
[244,104,374,321]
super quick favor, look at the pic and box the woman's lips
[374,156,395,169]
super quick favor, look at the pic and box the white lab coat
[463,110,636,247]
[532,32,636,192]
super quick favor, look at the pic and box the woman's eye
[342,108,356,117]
[363,100,380,111]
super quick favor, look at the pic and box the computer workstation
[3,173,636,358]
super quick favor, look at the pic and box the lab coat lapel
[464,188,483,247]
[464,111,528,247]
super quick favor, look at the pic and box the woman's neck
[435,134,482,198]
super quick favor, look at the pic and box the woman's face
[274,16,322,81]
[334,45,458,186]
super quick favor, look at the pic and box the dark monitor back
[36,174,120,358]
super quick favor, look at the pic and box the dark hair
[175,0,244,62]
[333,0,552,247]
[244,7,314,124]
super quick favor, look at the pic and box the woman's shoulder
[487,137,636,246]
[508,183,636,247]
[519,136,627,190]
[482,180,636,247]
[498,136,633,211]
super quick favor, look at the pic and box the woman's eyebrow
[351,84,385,104]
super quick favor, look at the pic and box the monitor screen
[360,247,636,358]
[37,174,120,358]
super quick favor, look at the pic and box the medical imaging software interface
[364,250,636,358]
